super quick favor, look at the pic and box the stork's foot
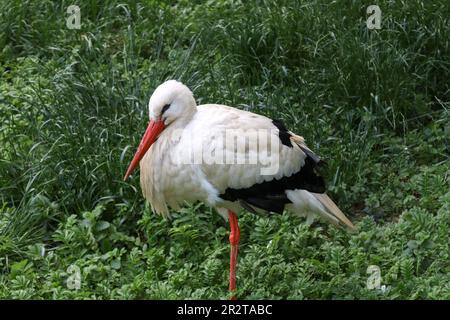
[228,210,240,300]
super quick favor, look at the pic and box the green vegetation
[0,0,449,299]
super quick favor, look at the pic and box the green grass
[0,0,449,299]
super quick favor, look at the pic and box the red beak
[123,119,165,181]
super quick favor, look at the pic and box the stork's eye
[161,104,170,115]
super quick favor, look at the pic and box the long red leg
[228,210,240,300]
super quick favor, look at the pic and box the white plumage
[133,80,354,229]
[124,80,355,298]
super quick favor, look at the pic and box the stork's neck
[168,105,197,130]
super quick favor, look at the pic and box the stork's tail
[312,193,356,231]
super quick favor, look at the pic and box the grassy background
[0,0,449,299]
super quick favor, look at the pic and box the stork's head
[148,80,196,125]
[123,80,196,180]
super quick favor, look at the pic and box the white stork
[124,80,355,299]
